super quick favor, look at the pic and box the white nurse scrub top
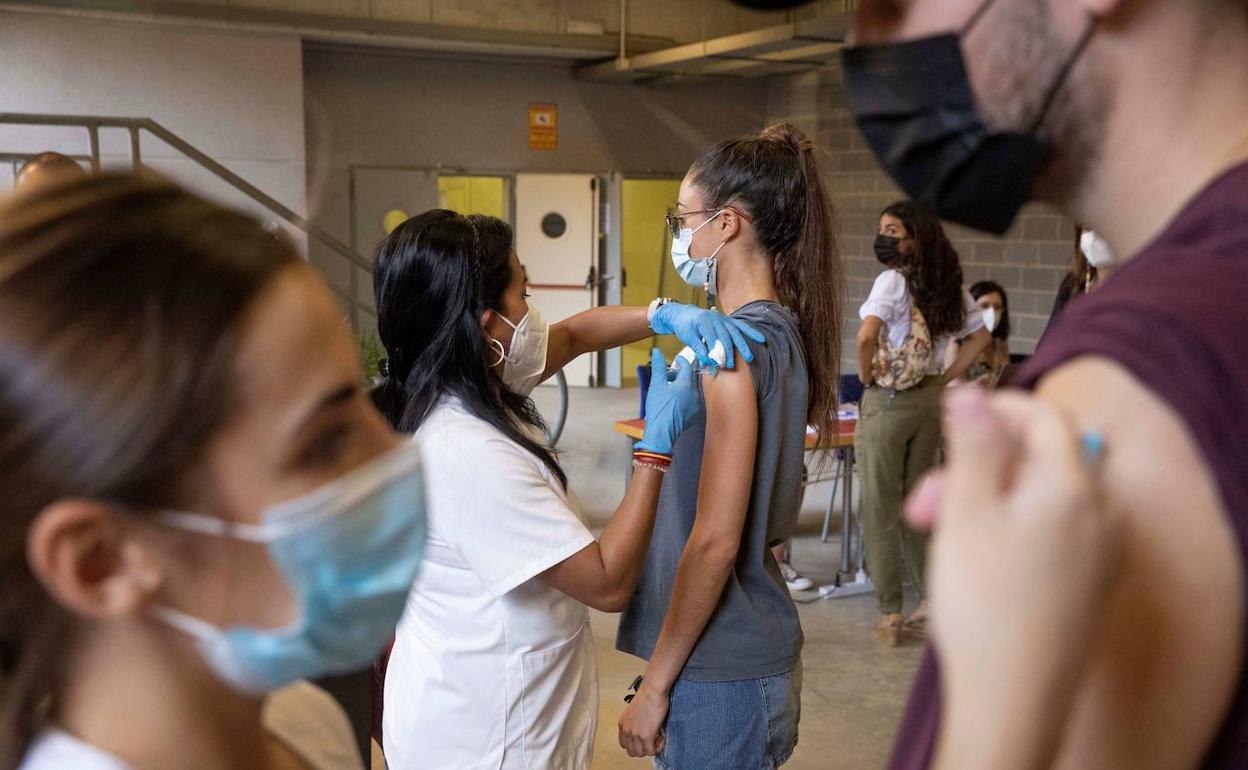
[383,397,598,770]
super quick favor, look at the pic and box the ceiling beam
[574,11,849,82]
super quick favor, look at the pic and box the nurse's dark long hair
[371,210,565,488]
[689,123,843,447]
[0,175,298,768]
[882,200,966,339]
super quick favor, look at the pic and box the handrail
[0,112,373,316]
[3,112,578,442]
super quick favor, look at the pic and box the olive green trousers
[854,377,943,615]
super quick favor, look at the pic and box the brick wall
[769,69,1077,370]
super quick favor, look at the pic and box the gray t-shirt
[616,300,807,682]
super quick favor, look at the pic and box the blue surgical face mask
[671,210,725,298]
[150,441,426,694]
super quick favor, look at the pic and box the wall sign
[528,102,557,150]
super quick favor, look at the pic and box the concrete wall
[0,11,308,242]
[767,68,1077,369]
[303,45,772,330]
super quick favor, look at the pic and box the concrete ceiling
[0,0,854,68]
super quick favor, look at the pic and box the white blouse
[859,269,985,374]
[383,397,598,770]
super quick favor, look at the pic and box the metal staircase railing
[0,112,372,322]
[2,111,574,446]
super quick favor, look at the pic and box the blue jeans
[654,664,801,770]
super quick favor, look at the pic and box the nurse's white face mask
[489,304,549,397]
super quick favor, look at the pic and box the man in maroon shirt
[840,0,1248,768]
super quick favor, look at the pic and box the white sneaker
[779,561,814,592]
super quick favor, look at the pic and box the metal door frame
[604,172,685,387]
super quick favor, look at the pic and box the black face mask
[874,234,904,267]
[841,0,1097,235]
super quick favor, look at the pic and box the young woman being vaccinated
[614,123,842,769]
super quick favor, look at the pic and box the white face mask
[1080,229,1117,269]
[489,304,548,397]
[980,306,998,333]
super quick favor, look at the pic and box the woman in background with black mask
[855,201,990,646]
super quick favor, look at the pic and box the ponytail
[788,133,842,449]
[690,123,843,453]
[369,355,408,429]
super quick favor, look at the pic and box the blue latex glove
[635,348,704,456]
[650,302,765,371]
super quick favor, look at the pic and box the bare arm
[943,327,992,383]
[943,337,960,374]
[947,357,1243,769]
[544,306,651,380]
[617,363,758,757]
[857,315,883,387]
[640,365,755,692]
[539,466,665,612]
[922,389,1121,770]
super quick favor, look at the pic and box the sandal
[874,613,905,647]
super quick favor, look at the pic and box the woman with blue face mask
[1,175,422,770]
[371,209,741,770]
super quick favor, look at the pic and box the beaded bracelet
[632,450,672,474]
[632,458,670,474]
[633,449,671,462]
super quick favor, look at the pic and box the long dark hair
[688,122,842,445]
[371,209,565,488]
[881,200,966,339]
[969,280,1011,341]
[0,174,298,768]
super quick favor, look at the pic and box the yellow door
[438,175,508,220]
[620,179,702,386]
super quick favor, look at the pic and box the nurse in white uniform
[372,209,758,770]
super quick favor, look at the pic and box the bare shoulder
[701,360,757,413]
[1035,356,1245,769]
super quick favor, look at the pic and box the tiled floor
[529,385,926,770]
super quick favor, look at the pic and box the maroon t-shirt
[890,160,1248,769]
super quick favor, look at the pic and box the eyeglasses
[664,209,720,238]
